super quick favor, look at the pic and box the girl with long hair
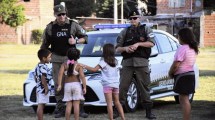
[81,43,125,120]
[57,48,86,120]
[169,28,199,120]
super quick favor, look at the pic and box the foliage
[31,29,43,44]
[53,0,157,19]
[54,0,95,19]
[95,0,156,18]
[95,0,136,18]
[0,0,26,27]
[96,0,115,18]
[141,0,156,16]
[204,0,215,11]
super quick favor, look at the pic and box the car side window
[151,41,158,53]
[168,37,178,51]
[92,37,103,54]
[155,33,172,53]
[81,33,118,56]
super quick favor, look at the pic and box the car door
[149,32,178,95]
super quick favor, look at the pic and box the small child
[168,28,199,120]
[34,49,52,120]
[81,43,125,120]
[57,47,86,120]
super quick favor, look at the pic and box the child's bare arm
[168,61,181,78]
[57,63,65,91]
[41,75,48,95]
[80,63,101,72]
[78,66,87,94]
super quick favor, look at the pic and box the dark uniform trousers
[119,66,153,108]
[52,54,67,112]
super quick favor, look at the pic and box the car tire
[32,106,55,113]
[124,79,140,112]
[174,93,194,104]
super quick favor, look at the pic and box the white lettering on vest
[57,32,67,37]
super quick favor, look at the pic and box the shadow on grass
[199,70,215,77]
[0,69,30,74]
[153,100,215,119]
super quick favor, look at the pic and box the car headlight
[88,74,102,81]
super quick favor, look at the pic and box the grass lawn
[0,45,214,97]
[0,44,40,96]
[0,44,214,120]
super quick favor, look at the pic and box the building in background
[0,0,214,47]
[0,0,54,44]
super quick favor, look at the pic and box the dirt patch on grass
[0,96,214,120]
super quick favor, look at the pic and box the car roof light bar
[94,24,131,29]
[94,23,154,29]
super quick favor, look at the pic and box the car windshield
[77,33,120,57]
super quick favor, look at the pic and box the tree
[141,0,156,16]
[54,0,95,19]
[96,0,114,18]
[204,0,215,11]
[96,0,156,19]
[123,0,138,18]
[0,0,26,27]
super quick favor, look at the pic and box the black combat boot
[145,107,156,119]
[54,108,65,118]
[113,106,119,119]
[54,101,65,118]
[79,101,89,118]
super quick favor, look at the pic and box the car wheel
[32,106,55,113]
[174,93,194,104]
[124,79,140,112]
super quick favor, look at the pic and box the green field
[0,45,214,97]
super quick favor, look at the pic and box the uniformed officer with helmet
[40,4,88,118]
[116,10,156,119]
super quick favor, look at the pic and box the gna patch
[56,32,67,37]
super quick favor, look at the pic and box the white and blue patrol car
[23,24,199,113]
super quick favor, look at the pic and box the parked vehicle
[23,24,199,112]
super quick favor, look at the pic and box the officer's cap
[129,10,140,18]
[54,4,66,15]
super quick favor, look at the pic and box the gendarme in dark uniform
[40,4,88,118]
[116,10,156,119]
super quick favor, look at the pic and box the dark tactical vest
[122,24,151,59]
[49,21,76,56]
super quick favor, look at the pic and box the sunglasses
[129,17,138,20]
[57,13,66,16]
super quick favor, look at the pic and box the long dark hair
[178,28,199,54]
[66,47,80,76]
[102,43,117,67]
